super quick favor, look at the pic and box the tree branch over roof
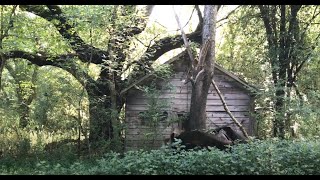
[124,30,202,84]
[195,5,203,31]
[141,30,201,67]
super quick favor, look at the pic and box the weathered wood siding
[125,69,254,151]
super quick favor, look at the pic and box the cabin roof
[121,50,259,96]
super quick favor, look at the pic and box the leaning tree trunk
[188,5,217,131]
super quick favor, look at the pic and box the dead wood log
[173,130,233,150]
[168,125,248,151]
[220,126,248,143]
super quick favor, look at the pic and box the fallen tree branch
[175,129,233,150]
[211,79,249,138]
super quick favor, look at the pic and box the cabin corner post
[248,96,257,136]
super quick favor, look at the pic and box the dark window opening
[160,111,168,121]
[177,113,184,118]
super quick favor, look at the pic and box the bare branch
[216,5,241,24]
[122,34,160,75]
[124,6,202,83]
[133,36,148,47]
[217,5,222,12]
[218,7,261,29]
[173,6,196,69]
[195,5,203,31]
[217,20,228,28]
[147,34,161,49]
[182,6,196,29]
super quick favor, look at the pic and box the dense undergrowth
[1,138,320,175]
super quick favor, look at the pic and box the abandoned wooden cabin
[124,51,258,151]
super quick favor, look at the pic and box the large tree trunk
[273,5,287,138]
[274,88,285,138]
[87,81,124,148]
[188,83,211,131]
[258,5,303,138]
[88,94,113,143]
[188,5,217,131]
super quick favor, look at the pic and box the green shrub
[1,139,320,175]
